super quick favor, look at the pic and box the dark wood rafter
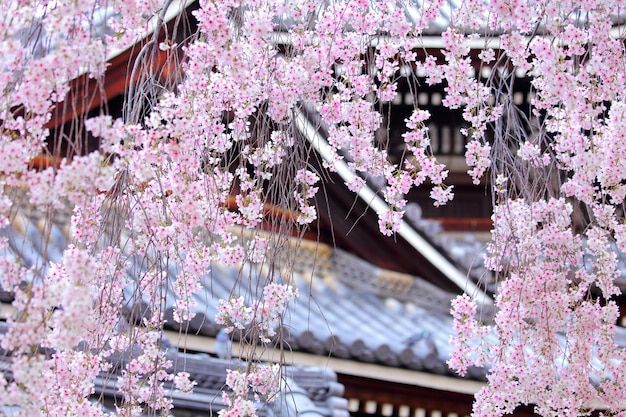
[48,7,197,131]
[49,41,162,131]
[379,62,536,232]
[312,165,465,294]
[339,374,551,417]
[340,374,475,417]
[33,1,201,167]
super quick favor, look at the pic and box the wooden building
[3,2,626,417]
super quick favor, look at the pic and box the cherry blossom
[2,0,626,416]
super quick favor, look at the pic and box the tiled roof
[0,203,481,381]
[6,196,626,390]
[122,354,349,417]
[0,312,348,417]
[162,237,475,377]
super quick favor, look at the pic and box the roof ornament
[216,328,233,361]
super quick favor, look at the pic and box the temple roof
[4,200,626,393]
[0,197,484,384]
[0,317,348,417]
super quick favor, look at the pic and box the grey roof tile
[1,209,472,381]
[17,202,626,389]
[7,197,626,395]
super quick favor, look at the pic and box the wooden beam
[162,329,487,395]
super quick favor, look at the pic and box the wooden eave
[312,167,465,294]
[339,374,542,417]
[48,1,198,130]
[41,6,483,294]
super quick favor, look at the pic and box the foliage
[1,0,626,416]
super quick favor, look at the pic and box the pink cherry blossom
[3,1,626,416]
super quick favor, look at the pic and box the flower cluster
[4,0,626,416]
[453,198,626,415]
[448,294,489,376]
[294,169,320,225]
[116,329,175,416]
[219,364,281,417]
[440,1,626,414]
[216,284,298,343]
[465,140,492,185]
[174,371,197,394]
[217,296,254,332]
